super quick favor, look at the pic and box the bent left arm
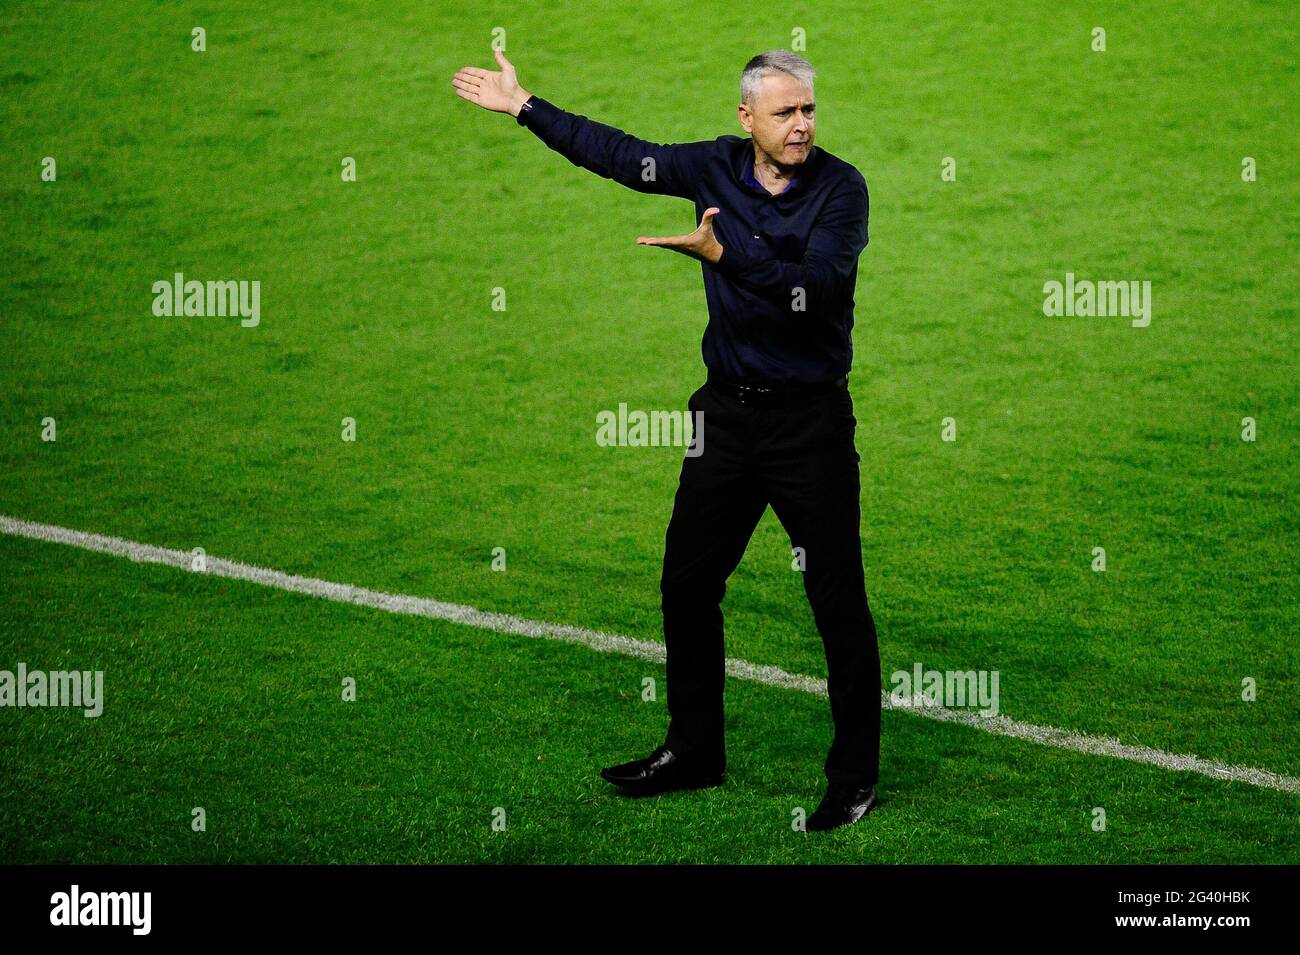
[714,174,869,312]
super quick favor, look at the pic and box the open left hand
[637,207,724,264]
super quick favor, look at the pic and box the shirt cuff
[515,94,555,130]
[715,242,757,275]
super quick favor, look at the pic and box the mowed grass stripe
[4,512,1297,796]
[6,532,1292,864]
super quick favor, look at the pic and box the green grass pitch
[1,1,1296,863]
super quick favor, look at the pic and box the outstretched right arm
[452,50,713,201]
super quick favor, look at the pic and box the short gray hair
[740,50,815,105]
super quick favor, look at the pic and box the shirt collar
[742,150,799,195]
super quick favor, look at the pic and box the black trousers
[661,376,881,790]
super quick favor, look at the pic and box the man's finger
[494,49,512,69]
[451,76,481,94]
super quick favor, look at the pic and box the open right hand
[452,49,533,116]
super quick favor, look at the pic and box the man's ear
[736,102,753,133]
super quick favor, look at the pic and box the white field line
[3,513,1298,795]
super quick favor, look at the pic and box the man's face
[738,72,816,169]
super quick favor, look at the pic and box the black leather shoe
[600,745,724,795]
[806,784,878,831]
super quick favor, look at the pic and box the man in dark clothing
[452,48,880,830]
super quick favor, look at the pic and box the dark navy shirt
[517,95,869,386]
